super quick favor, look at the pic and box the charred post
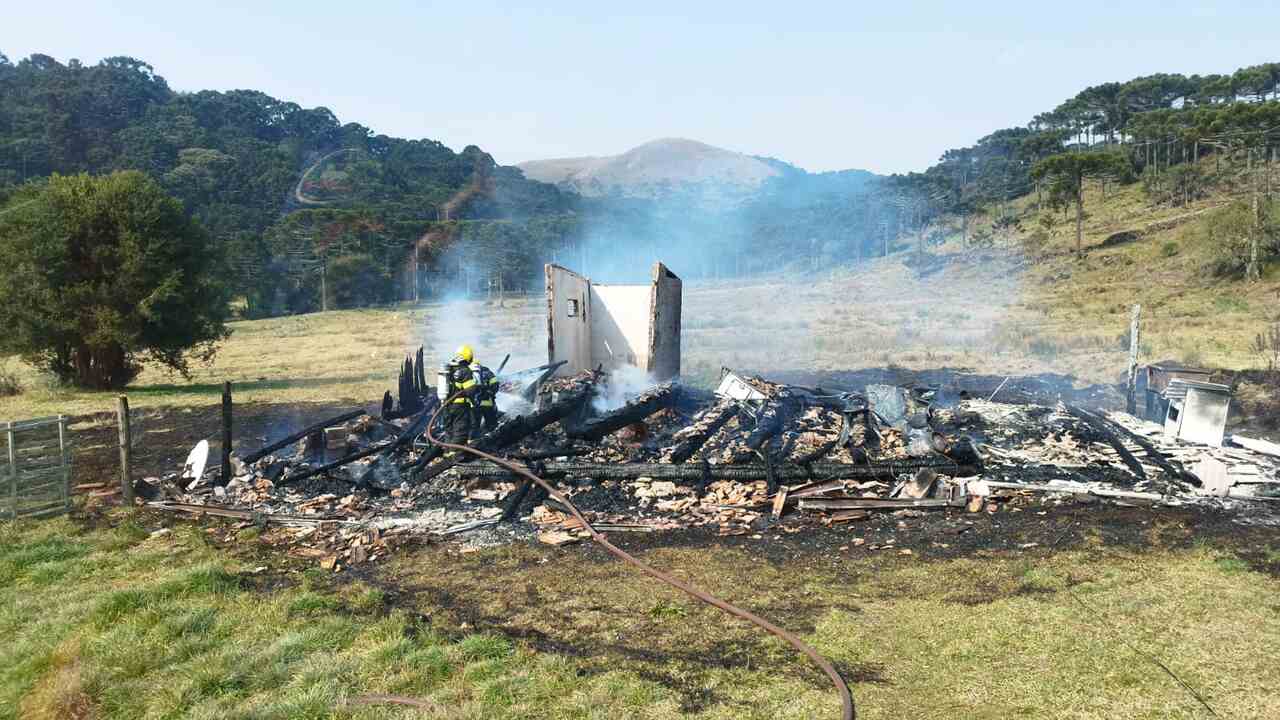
[567,382,678,442]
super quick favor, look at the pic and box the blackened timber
[567,382,678,441]
[762,448,779,494]
[241,409,366,465]
[456,459,979,482]
[281,406,433,485]
[415,385,592,481]
[415,347,427,396]
[797,497,951,511]
[793,437,841,465]
[477,386,592,452]
[666,401,737,462]
[745,396,799,451]
[1099,411,1200,485]
[1066,405,1147,481]
[664,401,737,463]
[506,445,594,460]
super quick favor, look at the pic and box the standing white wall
[545,262,682,379]
[545,265,591,375]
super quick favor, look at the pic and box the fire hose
[353,393,856,719]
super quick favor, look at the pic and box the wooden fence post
[117,396,134,506]
[6,421,16,519]
[57,415,69,512]
[1126,304,1142,415]
[220,381,232,485]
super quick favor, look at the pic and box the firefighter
[470,357,501,435]
[439,345,478,455]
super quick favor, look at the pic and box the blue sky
[7,1,1279,173]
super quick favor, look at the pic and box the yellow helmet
[453,344,474,364]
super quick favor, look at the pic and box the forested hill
[0,51,892,316]
[7,51,1280,321]
[0,53,569,233]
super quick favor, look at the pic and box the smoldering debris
[139,362,1280,571]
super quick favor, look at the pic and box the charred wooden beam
[697,458,711,498]
[456,458,979,482]
[415,346,427,396]
[793,436,841,465]
[1066,405,1147,481]
[797,497,951,511]
[662,400,737,463]
[240,409,366,465]
[1099,411,1200,485]
[506,445,594,460]
[281,404,434,485]
[762,447,779,495]
[146,501,350,524]
[477,385,592,452]
[414,384,593,481]
[745,396,799,451]
[567,382,678,441]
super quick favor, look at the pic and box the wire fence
[2,415,72,519]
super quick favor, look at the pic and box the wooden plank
[828,509,870,523]
[771,485,789,519]
[982,479,1165,502]
[220,381,232,485]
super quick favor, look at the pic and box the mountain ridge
[518,137,825,199]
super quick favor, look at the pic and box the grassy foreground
[3,510,1278,719]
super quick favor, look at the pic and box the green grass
[5,511,1277,719]
[0,513,671,720]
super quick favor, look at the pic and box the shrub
[1201,201,1280,279]
[0,359,20,397]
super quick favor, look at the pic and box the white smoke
[495,391,535,416]
[592,364,658,413]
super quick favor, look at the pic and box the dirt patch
[19,645,97,720]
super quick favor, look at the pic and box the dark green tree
[0,171,230,388]
[1031,151,1131,257]
[327,253,394,308]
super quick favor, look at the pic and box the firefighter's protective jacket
[447,363,477,405]
[471,363,499,408]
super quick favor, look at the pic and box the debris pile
[143,363,1280,569]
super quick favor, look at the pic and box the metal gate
[2,416,72,519]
